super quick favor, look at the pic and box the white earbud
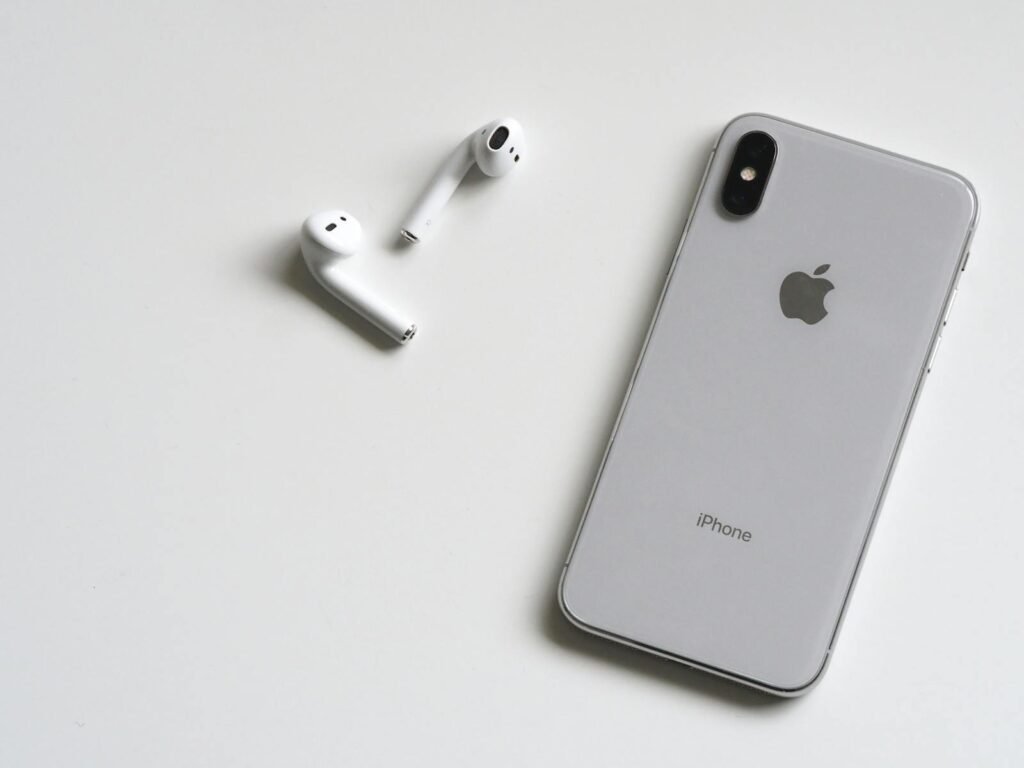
[300,210,417,344]
[400,117,526,243]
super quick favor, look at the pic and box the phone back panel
[560,114,977,694]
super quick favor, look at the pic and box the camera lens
[744,136,772,159]
[720,131,776,216]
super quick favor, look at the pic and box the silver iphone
[559,114,978,695]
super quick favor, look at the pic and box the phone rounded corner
[556,567,584,629]
[763,651,833,698]
[930,165,980,234]
[557,566,604,640]
[954,172,980,230]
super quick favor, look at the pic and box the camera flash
[740,166,757,182]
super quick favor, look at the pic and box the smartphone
[559,114,977,696]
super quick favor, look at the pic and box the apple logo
[779,264,834,325]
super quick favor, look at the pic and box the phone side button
[926,335,943,374]
[942,288,958,328]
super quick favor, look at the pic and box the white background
[1,1,1022,765]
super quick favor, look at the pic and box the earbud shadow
[275,244,404,352]
[535,138,792,710]
[389,232,416,252]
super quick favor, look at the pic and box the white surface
[1,1,1021,765]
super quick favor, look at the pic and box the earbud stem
[313,265,417,344]
[399,134,475,243]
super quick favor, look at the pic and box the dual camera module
[721,131,777,216]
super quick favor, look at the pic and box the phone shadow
[539,581,790,710]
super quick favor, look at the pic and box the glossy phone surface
[560,114,977,695]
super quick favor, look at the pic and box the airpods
[300,210,417,344]
[400,117,526,243]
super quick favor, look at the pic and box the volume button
[927,335,943,373]
[943,288,958,328]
